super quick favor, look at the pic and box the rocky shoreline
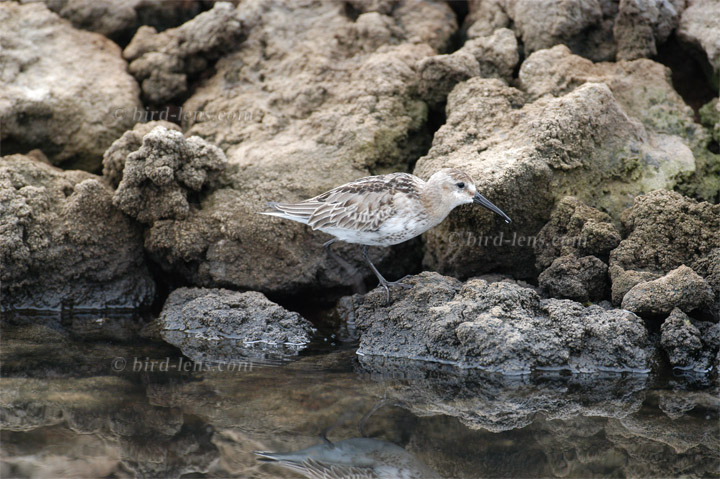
[1,0,719,377]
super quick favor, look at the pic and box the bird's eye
[456,182,465,189]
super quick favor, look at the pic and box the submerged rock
[157,288,317,363]
[340,272,652,374]
[0,2,142,171]
[609,190,720,316]
[660,308,720,373]
[622,265,714,316]
[0,154,155,311]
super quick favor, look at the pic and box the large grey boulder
[157,287,317,363]
[0,154,155,311]
[414,44,699,278]
[0,2,142,171]
[340,272,653,374]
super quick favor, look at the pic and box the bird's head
[427,168,512,223]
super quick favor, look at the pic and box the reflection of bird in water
[255,437,440,479]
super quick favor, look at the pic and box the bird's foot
[378,279,413,304]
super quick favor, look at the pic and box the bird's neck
[420,181,455,224]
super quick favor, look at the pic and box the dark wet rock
[538,255,608,303]
[0,155,155,311]
[102,120,182,188]
[677,0,720,88]
[123,2,250,104]
[465,0,682,62]
[157,287,316,363]
[534,196,621,271]
[418,27,518,106]
[0,2,142,171]
[609,190,720,310]
[111,126,226,225]
[661,308,720,373]
[131,1,454,295]
[415,44,697,278]
[622,265,714,316]
[340,272,652,374]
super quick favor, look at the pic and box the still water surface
[1,316,718,478]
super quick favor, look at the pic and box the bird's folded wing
[307,187,396,232]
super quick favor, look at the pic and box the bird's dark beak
[473,192,512,224]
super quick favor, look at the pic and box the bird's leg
[361,246,412,304]
[324,239,365,293]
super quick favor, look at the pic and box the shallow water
[1,316,718,479]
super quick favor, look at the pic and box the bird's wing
[265,174,419,232]
[306,174,416,232]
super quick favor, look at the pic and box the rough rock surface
[414,45,698,278]
[123,2,249,104]
[112,126,227,225]
[609,190,720,310]
[131,0,455,294]
[418,27,518,106]
[538,255,609,303]
[21,0,205,41]
[519,44,720,202]
[677,0,720,88]
[157,287,317,363]
[0,155,155,311]
[534,196,621,270]
[340,272,652,373]
[621,265,714,316]
[102,121,182,188]
[0,2,142,171]
[660,308,720,373]
[465,0,683,62]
